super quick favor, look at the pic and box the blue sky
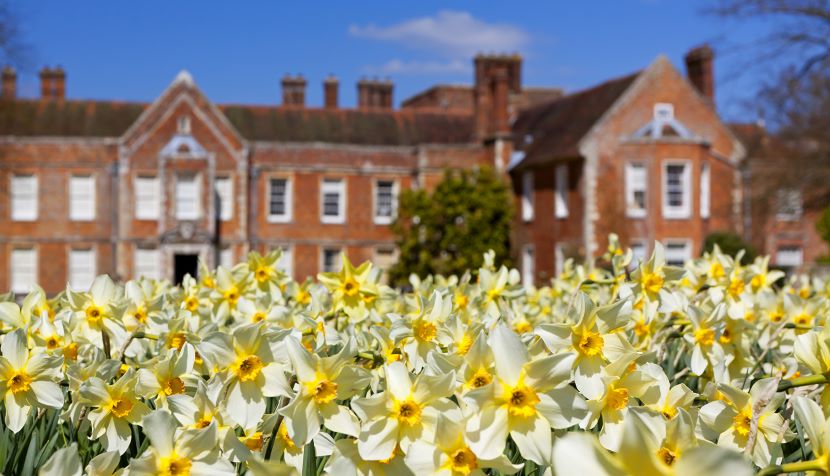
[9,1,773,121]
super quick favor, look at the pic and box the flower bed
[0,237,827,475]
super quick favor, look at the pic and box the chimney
[53,65,66,100]
[357,78,393,110]
[474,54,522,141]
[324,75,338,109]
[1,66,16,100]
[281,74,307,107]
[684,44,715,106]
[39,66,54,99]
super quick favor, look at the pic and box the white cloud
[349,10,529,58]
[363,59,471,75]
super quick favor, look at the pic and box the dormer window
[177,116,191,134]
[654,103,674,121]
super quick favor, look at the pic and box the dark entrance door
[174,254,199,285]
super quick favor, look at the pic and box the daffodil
[0,329,64,432]
[631,243,686,300]
[464,324,587,466]
[281,337,370,445]
[353,360,458,460]
[135,345,195,406]
[80,370,151,454]
[318,253,377,322]
[128,409,235,475]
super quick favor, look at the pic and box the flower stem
[777,373,830,391]
[757,459,826,475]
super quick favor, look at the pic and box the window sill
[374,217,394,225]
[267,216,292,224]
[321,217,346,225]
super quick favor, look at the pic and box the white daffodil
[128,409,235,476]
[464,324,587,466]
[406,415,522,475]
[0,328,64,432]
[198,323,291,428]
[80,370,151,454]
[353,360,458,460]
[135,344,195,407]
[281,337,369,445]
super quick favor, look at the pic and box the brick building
[3,46,809,293]
[509,46,746,283]
[0,56,555,294]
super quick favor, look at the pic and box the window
[268,177,292,222]
[11,174,38,221]
[625,163,647,218]
[320,178,345,224]
[10,248,37,294]
[555,164,569,218]
[522,245,535,286]
[69,175,95,221]
[776,189,802,221]
[521,171,534,222]
[374,247,398,284]
[69,248,96,290]
[135,247,161,280]
[630,241,647,270]
[654,103,674,122]
[321,248,342,273]
[374,180,398,224]
[554,243,566,277]
[177,116,191,134]
[277,246,293,278]
[662,162,691,219]
[215,176,233,221]
[219,247,234,269]
[176,175,200,220]
[664,240,691,266]
[776,246,803,268]
[135,176,160,220]
[700,163,711,219]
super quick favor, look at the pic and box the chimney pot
[1,66,16,100]
[53,65,66,100]
[39,66,54,99]
[281,74,307,107]
[324,75,339,109]
[684,44,715,106]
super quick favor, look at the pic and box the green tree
[702,231,757,265]
[389,167,512,286]
[816,204,830,252]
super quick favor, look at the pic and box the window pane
[376,181,395,219]
[176,175,200,220]
[11,175,37,221]
[135,248,160,280]
[555,164,568,218]
[665,241,690,266]
[70,175,95,221]
[135,176,160,220]
[776,246,803,268]
[215,177,232,221]
[321,179,344,222]
[11,248,37,294]
[69,249,96,290]
[269,178,287,216]
[322,248,341,272]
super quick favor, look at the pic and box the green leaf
[20,428,39,476]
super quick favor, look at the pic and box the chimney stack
[53,66,66,100]
[357,78,393,110]
[40,67,54,99]
[281,74,307,107]
[324,75,339,109]
[474,54,522,140]
[1,66,16,100]
[684,45,714,106]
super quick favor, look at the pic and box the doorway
[174,254,199,285]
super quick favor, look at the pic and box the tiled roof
[0,99,147,137]
[511,72,641,169]
[220,106,475,145]
[0,99,476,145]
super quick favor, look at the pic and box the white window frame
[215,176,233,221]
[662,160,691,219]
[277,246,293,278]
[134,247,161,280]
[555,164,569,218]
[521,171,534,222]
[776,246,803,268]
[267,177,293,223]
[320,178,346,224]
[522,245,535,286]
[373,179,399,225]
[135,175,160,220]
[776,188,803,221]
[554,243,566,277]
[320,247,342,273]
[10,247,37,294]
[219,246,234,269]
[175,174,201,220]
[664,239,692,266]
[11,174,38,221]
[68,248,96,290]
[69,174,96,221]
[625,162,647,218]
[629,240,648,270]
[700,162,711,219]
